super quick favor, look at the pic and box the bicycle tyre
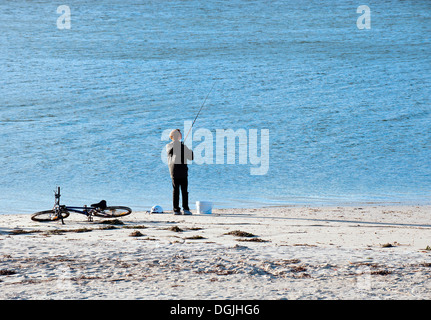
[93,206,132,218]
[31,209,70,222]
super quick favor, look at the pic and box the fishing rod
[183,82,216,143]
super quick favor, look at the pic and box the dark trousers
[172,177,189,212]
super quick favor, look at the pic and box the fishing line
[183,82,216,143]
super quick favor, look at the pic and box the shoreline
[2,197,430,216]
[1,205,431,299]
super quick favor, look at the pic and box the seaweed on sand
[99,219,124,225]
[129,231,144,237]
[169,226,184,232]
[224,230,256,237]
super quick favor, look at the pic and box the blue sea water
[0,0,430,214]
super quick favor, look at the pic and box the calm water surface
[0,0,430,213]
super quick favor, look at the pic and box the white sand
[1,205,431,300]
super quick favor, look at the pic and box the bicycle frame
[53,187,100,223]
[62,206,98,221]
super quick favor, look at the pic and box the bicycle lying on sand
[31,187,132,224]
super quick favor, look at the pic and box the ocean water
[0,0,430,214]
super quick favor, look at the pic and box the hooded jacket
[166,141,194,179]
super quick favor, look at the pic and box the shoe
[173,211,182,215]
[183,210,192,215]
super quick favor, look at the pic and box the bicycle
[31,187,132,224]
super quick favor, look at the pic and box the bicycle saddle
[91,200,107,210]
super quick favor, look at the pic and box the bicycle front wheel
[31,209,70,222]
[94,206,132,218]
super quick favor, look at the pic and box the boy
[166,129,194,215]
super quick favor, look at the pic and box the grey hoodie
[166,141,194,179]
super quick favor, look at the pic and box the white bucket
[196,201,213,214]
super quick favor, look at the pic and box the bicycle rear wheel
[31,209,70,222]
[94,206,132,218]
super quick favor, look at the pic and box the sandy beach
[1,205,430,300]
